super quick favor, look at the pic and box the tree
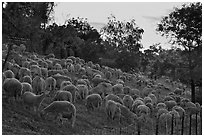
[101,15,144,72]
[157,2,202,103]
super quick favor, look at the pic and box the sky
[53,2,187,49]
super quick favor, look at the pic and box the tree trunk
[191,79,195,103]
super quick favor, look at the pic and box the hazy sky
[53,2,186,49]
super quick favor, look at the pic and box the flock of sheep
[2,43,202,134]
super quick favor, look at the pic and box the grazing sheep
[164,95,175,102]
[62,85,78,103]
[174,88,183,95]
[19,67,32,80]
[143,96,152,105]
[112,84,124,95]
[23,91,49,113]
[21,82,33,95]
[123,86,131,95]
[60,81,72,90]
[67,63,75,73]
[52,73,72,89]
[164,100,177,110]
[104,94,123,105]
[21,75,32,85]
[159,112,172,134]
[156,102,167,110]
[117,103,138,123]
[41,67,48,79]
[45,76,56,93]
[30,65,42,78]
[41,101,76,127]
[157,108,169,118]
[132,99,145,114]
[141,87,153,97]
[3,78,22,102]
[172,106,185,118]
[76,84,89,100]
[123,95,134,110]
[53,63,62,70]
[105,100,121,120]
[136,104,150,116]
[32,76,46,95]
[53,90,72,102]
[148,93,157,105]
[91,77,106,87]
[76,79,87,86]
[3,70,15,79]
[10,63,21,79]
[48,70,65,76]
[85,94,102,111]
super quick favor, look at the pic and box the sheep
[159,112,172,134]
[53,90,72,103]
[123,86,131,95]
[41,67,48,79]
[10,63,21,79]
[143,96,152,105]
[23,91,49,113]
[117,103,138,124]
[157,108,169,118]
[21,82,33,95]
[60,81,72,90]
[76,79,87,86]
[53,63,62,70]
[45,76,56,94]
[91,77,106,87]
[52,73,72,89]
[174,88,183,95]
[164,95,175,102]
[19,67,32,80]
[141,87,153,97]
[112,84,124,95]
[40,101,76,127]
[67,63,75,73]
[104,94,123,105]
[123,95,134,110]
[164,100,177,111]
[105,71,112,80]
[136,104,150,116]
[30,65,42,78]
[38,60,48,68]
[32,76,46,95]
[76,84,89,100]
[132,99,145,114]
[3,78,22,103]
[156,102,167,110]
[3,70,15,79]
[172,106,185,119]
[62,85,78,103]
[105,100,121,120]
[21,75,32,85]
[48,70,65,76]
[85,94,102,111]
[148,93,157,105]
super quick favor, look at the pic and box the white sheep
[53,90,72,102]
[85,94,102,111]
[41,67,48,79]
[45,76,56,93]
[10,63,21,79]
[174,88,183,95]
[143,96,152,105]
[156,102,167,110]
[132,99,145,114]
[30,64,42,78]
[3,70,15,79]
[19,67,32,80]
[112,84,124,95]
[122,95,134,110]
[23,91,49,113]
[105,100,121,120]
[76,84,89,100]
[62,84,78,103]
[52,73,72,89]
[164,100,177,110]
[164,95,175,102]
[53,63,62,70]
[21,75,32,85]
[76,79,87,86]
[117,103,138,123]
[136,104,150,116]
[40,101,76,127]
[104,94,123,105]
[148,93,157,105]
[21,82,33,95]
[3,78,23,102]
[141,87,153,97]
[157,108,169,118]
[32,76,46,95]
[60,80,72,90]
